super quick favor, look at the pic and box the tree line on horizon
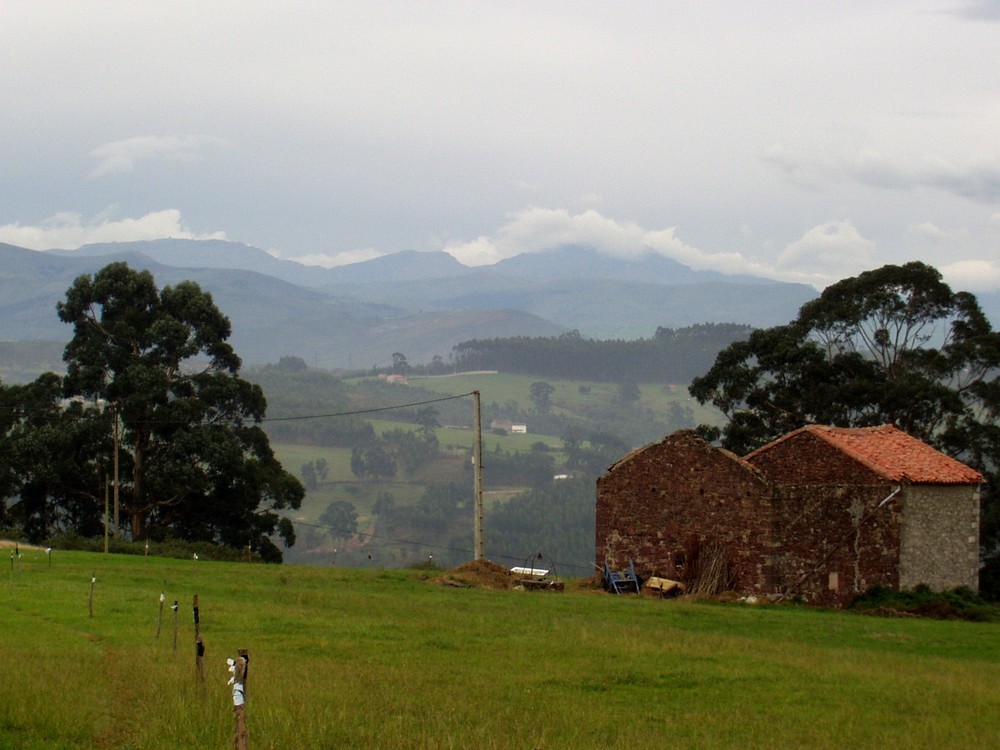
[449,323,754,383]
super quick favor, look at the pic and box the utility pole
[473,390,484,560]
[104,476,109,554]
[112,404,120,540]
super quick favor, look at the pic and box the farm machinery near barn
[603,560,641,594]
[511,553,564,591]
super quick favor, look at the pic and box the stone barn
[595,425,981,605]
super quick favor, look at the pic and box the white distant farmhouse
[490,419,527,434]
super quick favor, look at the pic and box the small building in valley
[490,419,527,434]
[595,425,981,605]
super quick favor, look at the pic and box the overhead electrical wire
[0,391,476,426]
[260,391,476,422]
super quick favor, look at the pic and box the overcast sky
[1,1,997,290]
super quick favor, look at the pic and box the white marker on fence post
[228,650,249,750]
[46,547,52,569]
[156,592,165,638]
[89,574,96,617]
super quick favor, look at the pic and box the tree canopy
[689,262,1000,592]
[690,262,1000,454]
[451,323,753,383]
[2,262,303,561]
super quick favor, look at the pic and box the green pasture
[270,441,470,520]
[269,421,557,529]
[409,371,720,425]
[2,548,999,749]
[269,441,473,566]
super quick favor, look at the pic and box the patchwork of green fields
[264,374,724,570]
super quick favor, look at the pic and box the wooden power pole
[473,390,484,560]
[112,405,120,540]
[103,477,109,554]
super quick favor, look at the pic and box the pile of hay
[436,559,515,589]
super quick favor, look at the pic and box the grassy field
[269,441,469,524]
[2,547,999,749]
[408,371,720,426]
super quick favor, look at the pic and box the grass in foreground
[2,548,999,749]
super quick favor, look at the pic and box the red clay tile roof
[746,424,983,485]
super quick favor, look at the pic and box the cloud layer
[765,146,1000,204]
[0,210,225,250]
[1,3,997,294]
[3,204,998,294]
[89,135,231,178]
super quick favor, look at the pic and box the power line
[261,391,475,422]
[0,391,476,426]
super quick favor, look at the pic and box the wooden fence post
[229,650,249,750]
[193,594,205,682]
[156,592,165,638]
[89,574,96,617]
[172,600,179,653]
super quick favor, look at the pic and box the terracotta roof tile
[747,424,983,485]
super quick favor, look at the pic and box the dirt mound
[436,559,515,589]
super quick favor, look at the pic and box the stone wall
[746,431,886,485]
[899,484,979,591]
[595,431,775,593]
[772,484,901,606]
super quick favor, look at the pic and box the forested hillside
[242,325,744,572]
[251,359,715,572]
[450,323,753,382]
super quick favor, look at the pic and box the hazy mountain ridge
[0,238,838,369]
[0,242,566,369]
[9,238,995,371]
[315,247,817,337]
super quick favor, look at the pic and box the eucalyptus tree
[689,262,1000,593]
[0,374,109,542]
[690,262,1000,455]
[56,262,303,560]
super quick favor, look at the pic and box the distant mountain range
[3,238,825,370]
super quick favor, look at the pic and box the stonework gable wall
[772,484,901,606]
[899,485,979,591]
[595,432,774,592]
[747,432,888,485]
